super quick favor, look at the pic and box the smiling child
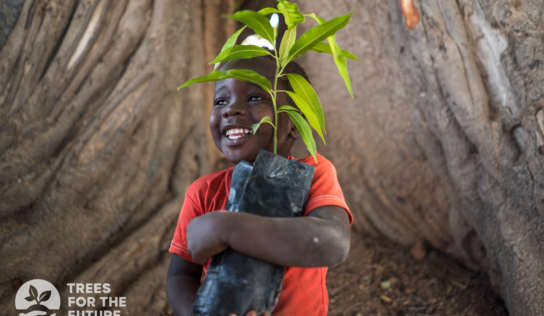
[166,55,353,316]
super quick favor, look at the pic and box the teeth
[225,128,253,138]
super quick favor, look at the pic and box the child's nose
[222,103,247,118]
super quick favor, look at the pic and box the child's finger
[245,311,257,316]
[228,314,237,316]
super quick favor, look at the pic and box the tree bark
[293,0,544,315]
[0,0,234,314]
[1,0,543,315]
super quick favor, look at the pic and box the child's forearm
[226,206,350,267]
[187,206,350,267]
[166,254,202,316]
[166,274,200,316]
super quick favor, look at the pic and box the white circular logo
[15,279,60,316]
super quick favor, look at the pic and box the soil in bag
[192,150,315,316]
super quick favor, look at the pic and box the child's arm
[186,205,350,267]
[166,254,202,316]
[166,254,265,316]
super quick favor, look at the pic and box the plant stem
[273,46,280,154]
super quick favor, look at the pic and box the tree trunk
[1,0,543,315]
[0,0,234,314]
[293,0,543,315]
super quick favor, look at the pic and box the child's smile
[225,127,253,140]
[210,57,298,164]
[219,110,260,148]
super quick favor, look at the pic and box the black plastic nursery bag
[192,150,315,316]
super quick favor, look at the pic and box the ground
[326,232,509,316]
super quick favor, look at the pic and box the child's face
[210,58,297,164]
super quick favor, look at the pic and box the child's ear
[289,120,300,139]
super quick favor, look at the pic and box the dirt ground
[326,232,508,316]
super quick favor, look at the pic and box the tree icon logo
[15,279,60,316]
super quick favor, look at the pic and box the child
[166,55,353,316]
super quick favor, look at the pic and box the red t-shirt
[169,153,352,315]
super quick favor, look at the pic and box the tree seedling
[179,1,359,162]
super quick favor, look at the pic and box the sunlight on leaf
[258,7,281,16]
[214,26,247,71]
[228,10,275,46]
[279,27,297,65]
[178,69,272,94]
[277,1,305,29]
[210,45,272,64]
[285,91,325,143]
[285,11,354,65]
[285,73,326,133]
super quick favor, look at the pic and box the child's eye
[249,95,264,101]
[215,99,228,106]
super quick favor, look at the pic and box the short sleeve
[169,192,203,262]
[168,168,232,263]
[304,157,353,225]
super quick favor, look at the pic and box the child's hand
[186,211,230,264]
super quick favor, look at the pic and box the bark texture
[0,0,234,314]
[1,0,543,315]
[293,0,543,315]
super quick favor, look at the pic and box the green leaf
[329,35,354,98]
[306,15,360,61]
[342,49,360,62]
[258,7,281,15]
[285,90,325,144]
[304,14,355,97]
[278,105,299,112]
[178,69,272,93]
[310,42,360,61]
[277,1,305,29]
[210,45,272,64]
[228,10,275,46]
[285,73,326,133]
[214,26,247,71]
[285,11,355,65]
[279,27,296,65]
[252,116,275,134]
[286,110,317,163]
[305,13,326,24]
